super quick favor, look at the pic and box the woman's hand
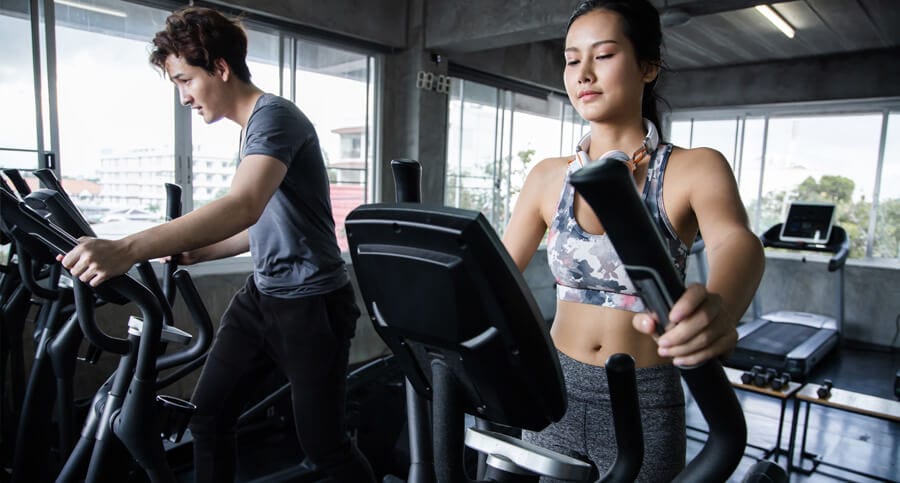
[632,283,738,367]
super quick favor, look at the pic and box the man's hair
[149,6,252,83]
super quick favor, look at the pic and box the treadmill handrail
[569,158,747,482]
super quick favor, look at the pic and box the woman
[501,0,764,480]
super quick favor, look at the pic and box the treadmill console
[779,202,835,245]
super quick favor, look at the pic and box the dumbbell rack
[723,367,804,463]
[787,382,900,482]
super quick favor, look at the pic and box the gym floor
[688,341,899,483]
[176,342,899,482]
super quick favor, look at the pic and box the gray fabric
[242,93,348,297]
[523,349,686,482]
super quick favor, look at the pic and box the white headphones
[575,118,660,168]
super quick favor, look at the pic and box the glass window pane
[761,114,882,258]
[504,94,563,233]
[55,1,174,239]
[873,113,900,259]
[0,3,39,159]
[669,120,691,147]
[294,41,370,252]
[247,29,279,95]
[444,80,498,221]
[690,119,737,167]
[738,118,766,233]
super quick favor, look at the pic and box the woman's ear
[641,61,660,84]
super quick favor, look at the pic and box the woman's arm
[501,158,560,272]
[635,148,765,366]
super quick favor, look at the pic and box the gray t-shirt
[241,93,348,297]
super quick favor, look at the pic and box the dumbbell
[741,365,763,385]
[817,379,833,399]
[754,367,778,388]
[770,372,791,391]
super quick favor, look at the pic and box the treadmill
[726,202,849,380]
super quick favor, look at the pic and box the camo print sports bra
[547,137,688,313]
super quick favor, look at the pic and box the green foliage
[751,174,900,259]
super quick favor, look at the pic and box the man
[59,7,375,482]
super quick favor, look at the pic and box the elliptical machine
[345,157,749,481]
[1,181,213,483]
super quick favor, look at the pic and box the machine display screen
[780,202,836,244]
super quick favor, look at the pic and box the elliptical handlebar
[162,183,182,305]
[1,189,164,379]
[568,158,747,482]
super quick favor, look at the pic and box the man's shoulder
[250,94,313,132]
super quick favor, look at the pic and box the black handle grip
[162,183,183,304]
[391,159,422,203]
[3,169,31,196]
[569,158,747,483]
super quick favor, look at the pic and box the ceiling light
[54,0,128,18]
[755,5,794,39]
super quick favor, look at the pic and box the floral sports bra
[546,140,689,313]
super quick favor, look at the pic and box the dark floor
[174,342,899,482]
[687,341,899,483]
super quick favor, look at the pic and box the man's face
[165,54,228,124]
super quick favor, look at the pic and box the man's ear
[641,61,659,84]
[213,58,231,82]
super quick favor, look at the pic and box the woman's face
[563,9,655,124]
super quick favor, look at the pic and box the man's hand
[57,237,135,287]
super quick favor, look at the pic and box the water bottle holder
[156,394,196,443]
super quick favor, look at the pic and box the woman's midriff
[551,299,671,368]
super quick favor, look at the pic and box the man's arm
[61,154,286,286]
[177,229,250,265]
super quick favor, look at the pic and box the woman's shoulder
[666,144,732,174]
[526,156,571,187]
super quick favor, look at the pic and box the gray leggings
[523,350,685,482]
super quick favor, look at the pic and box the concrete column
[378,0,449,204]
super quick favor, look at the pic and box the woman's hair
[149,7,252,83]
[567,0,665,134]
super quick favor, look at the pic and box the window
[293,41,373,251]
[873,113,900,258]
[54,1,174,238]
[446,78,577,234]
[0,2,39,170]
[668,105,899,261]
[7,1,380,252]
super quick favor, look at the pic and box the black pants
[189,276,375,482]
